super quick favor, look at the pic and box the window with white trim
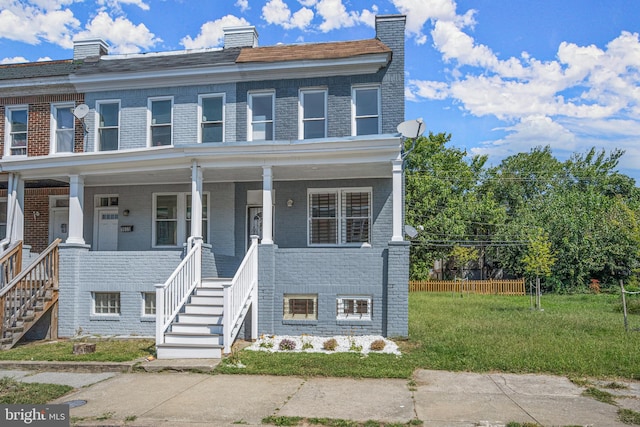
[283,294,317,320]
[352,86,381,136]
[51,103,75,153]
[93,292,120,315]
[96,101,119,151]
[337,296,372,320]
[5,106,28,156]
[248,91,274,141]
[153,192,210,247]
[149,97,173,146]
[299,89,327,139]
[199,94,224,143]
[308,188,372,246]
[142,292,156,316]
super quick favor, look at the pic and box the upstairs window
[308,188,372,246]
[6,106,28,156]
[51,103,75,153]
[97,101,119,151]
[149,98,173,146]
[199,95,224,143]
[352,86,380,136]
[299,89,327,139]
[248,92,274,141]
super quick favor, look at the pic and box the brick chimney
[223,26,259,49]
[73,39,109,61]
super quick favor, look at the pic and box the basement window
[283,294,317,320]
[93,292,120,315]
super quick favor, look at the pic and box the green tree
[522,230,556,309]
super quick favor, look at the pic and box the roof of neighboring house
[236,38,391,63]
[0,60,76,81]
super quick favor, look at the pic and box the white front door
[50,208,69,243]
[96,209,118,250]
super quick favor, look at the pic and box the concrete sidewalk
[1,361,639,426]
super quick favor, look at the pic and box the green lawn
[0,338,155,362]
[219,293,640,380]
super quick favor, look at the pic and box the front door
[247,206,262,249]
[96,209,118,250]
[50,208,68,243]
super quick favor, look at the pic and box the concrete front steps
[156,278,230,359]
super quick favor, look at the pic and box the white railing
[223,235,259,353]
[155,240,202,345]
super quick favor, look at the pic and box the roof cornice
[69,53,390,92]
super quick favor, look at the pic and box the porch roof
[0,134,402,186]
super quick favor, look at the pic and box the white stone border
[246,335,401,355]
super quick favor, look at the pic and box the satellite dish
[73,104,90,120]
[397,118,425,139]
[404,224,419,238]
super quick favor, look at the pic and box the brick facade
[0,93,84,159]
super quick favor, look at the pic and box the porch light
[287,199,294,208]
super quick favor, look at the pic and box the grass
[261,416,423,426]
[0,377,72,404]
[0,338,155,362]
[219,293,640,380]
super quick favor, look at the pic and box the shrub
[322,338,338,351]
[370,339,386,351]
[301,341,314,350]
[278,339,296,351]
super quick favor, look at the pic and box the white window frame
[198,93,225,143]
[0,197,7,240]
[92,292,121,315]
[95,100,120,152]
[142,292,156,317]
[148,96,174,147]
[152,192,210,248]
[337,296,372,320]
[247,90,275,141]
[4,105,28,157]
[307,187,372,247]
[298,88,327,140]
[283,294,318,320]
[50,102,76,154]
[351,85,381,136]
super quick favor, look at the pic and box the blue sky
[2,0,640,180]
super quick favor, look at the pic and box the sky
[1,0,639,181]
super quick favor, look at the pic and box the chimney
[73,39,109,61]
[223,26,259,49]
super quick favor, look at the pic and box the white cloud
[180,15,250,49]
[0,1,80,47]
[235,0,249,12]
[74,11,160,54]
[390,0,472,45]
[262,0,313,30]
[1,56,29,64]
[96,0,150,12]
[407,79,449,101]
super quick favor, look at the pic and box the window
[308,188,371,246]
[248,92,274,141]
[154,194,178,246]
[352,86,380,136]
[153,192,210,247]
[97,101,119,151]
[51,103,75,153]
[149,98,173,146]
[283,294,317,320]
[93,292,120,315]
[186,194,208,243]
[299,89,327,139]
[0,198,6,239]
[337,296,372,320]
[142,292,156,316]
[199,95,224,143]
[97,196,118,207]
[5,106,28,156]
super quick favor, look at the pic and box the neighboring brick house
[0,15,410,358]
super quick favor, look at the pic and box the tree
[522,230,556,309]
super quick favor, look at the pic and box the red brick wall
[0,187,69,253]
[0,94,85,159]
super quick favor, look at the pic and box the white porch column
[190,161,203,241]
[391,159,404,242]
[262,166,273,244]
[67,175,85,245]
[11,174,24,244]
